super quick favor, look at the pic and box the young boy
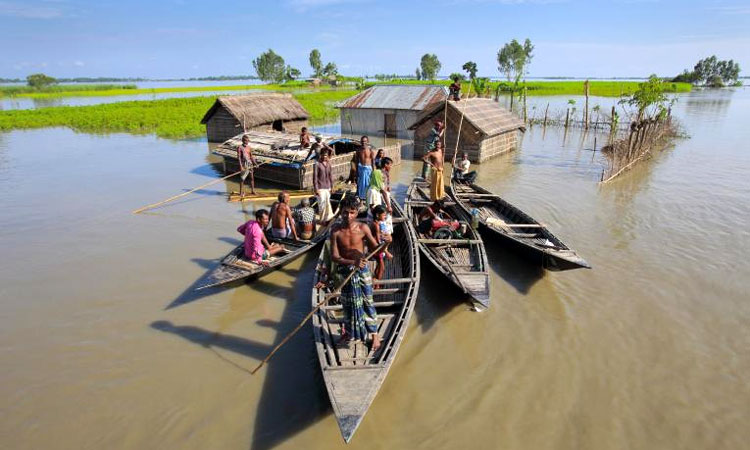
[370,204,393,281]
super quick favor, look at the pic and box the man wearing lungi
[330,196,381,351]
[356,136,374,200]
[423,140,445,201]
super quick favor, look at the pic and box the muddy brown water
[0,88,748,449]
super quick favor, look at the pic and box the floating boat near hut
[312,201,420,443]
[212,130,401,190]
[404,179,490,308]
[448,179,591,271]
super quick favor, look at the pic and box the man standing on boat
[424,140,445,201]
[237,134,258,197]
[314,149,335,223]
[330,196,381,351]
[237,209,286,266]
[299,127,311,149]
[356,136,374,200]
[367,157,392,214]
[270,191,299,240]
[305,134,333,162]
[421,120,444,180]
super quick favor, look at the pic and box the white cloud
[74,60,84,67]
[0,1,63,19]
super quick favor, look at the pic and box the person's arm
[248,148,257,167]
[237,147,245,170]
[372,221,381,243]
[362,223,380,258]
[237,222,248,235]
[286,206,299,240]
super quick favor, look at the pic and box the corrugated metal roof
[338,85,448,111]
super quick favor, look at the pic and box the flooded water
[0,88,748,449]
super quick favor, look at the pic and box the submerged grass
[0,81,341,99]
[0,90,357,139]
[364,79,692,97]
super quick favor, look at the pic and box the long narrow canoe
[448,179,591,271]
[404,179,490,309]
[195,192,345,290]
[312,201,420,443]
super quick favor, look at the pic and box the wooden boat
[195,192,345,290]
[311,201,420,443]
[403,179,490,308]
[448,179,591,271]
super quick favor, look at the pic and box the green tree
[419,54,441,81]
[471,77,489,97]
[26,73,57,88]
[619,74,673,119]
[462,61,478,80]
[449,72,465,82]
[284,66,301,82]
[309,49,322,78]
[497,39,534,84]
[717,59,740,85]
[253,49,286,83]
[322,62,338,77]
[415,67,422,80]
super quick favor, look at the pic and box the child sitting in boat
[370,204,393,281]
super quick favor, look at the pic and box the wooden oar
[250,241,387,375]
[133,171,242,214]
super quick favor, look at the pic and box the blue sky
[1,0,748,79]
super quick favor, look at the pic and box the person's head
[255,209,270,227]
[381,157,393,172]
[340,196,359,225]
[435,140,444,151]
[320,149,330,162]
[376,148,384,158]
[462,153,468,160]
[360,135,369,146]
[278,191,289,204]
[242,135,249,144]
[453,75,460,82]
[373,204,387,221]
[300,197,311,208]
[315,134,323,142]
[301,127,307,134]
[434,119,444,130]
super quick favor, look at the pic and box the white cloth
[367,187,383,208]
[458,159,471,175]
[317,188,334,221]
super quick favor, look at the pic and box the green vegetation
[1,83,138,97]
[619,74,675,119]
[253,49,289,83]
[361,79,691,97]
[26,73,57,88]
[0,90,356,139]
[419,54,441,81]
[309,49,322,78]
[672,55,742,87]
[497,39,534,84]
[462,61,478,80]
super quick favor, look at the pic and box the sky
[1,0,749,79]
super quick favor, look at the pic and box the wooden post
[565,108,570,129]
[543,103,549,127]
[610,105,616,134]
[523,83,528,123]
[509,90,514,112]
[584,80,590,129]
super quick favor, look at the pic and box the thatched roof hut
[409,98,525,163]
[201,93,309,142]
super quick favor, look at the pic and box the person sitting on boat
[299,127,311,149]
[366,157,393,215]
[423,140,446,201]
[449,76,461,101]
[356,136,374,200]
[421,120,444,179]
[417,200,460,237]
[237,209,286,266]
[237,134,258,197]
[330,196,381,351]
[304,135,333,162]
[314,149,335,223]
[293,197,317,240]
[270,191,299,240]
[453,152,478,184]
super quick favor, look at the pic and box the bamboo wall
[205,106,308,143]
[412,106,519,163]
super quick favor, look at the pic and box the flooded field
[0,88,748,449]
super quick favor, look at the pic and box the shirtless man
[299,127,311,149]
[305,134,333,161]
[330,196,382,351]
[237,135,258,196]
[356,136,375,200]
[423,139,446,201]
[270,191,299,240]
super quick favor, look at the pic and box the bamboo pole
[543,103,549,128]
[250,242,387,375]
[450,80,472,167]
[584,80,590,129]
[133,171,242,214]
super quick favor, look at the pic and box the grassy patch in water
[0,90,357,139]
[1,81,343,99]
[0,84,137,96]
[364,79,692,97]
